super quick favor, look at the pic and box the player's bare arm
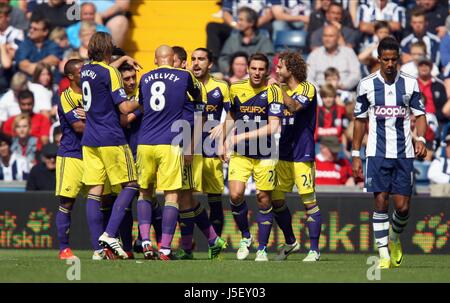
[220,111,236,161]
[280,86,304,113]
[71,120,86,133]
[351,118,367,179]
[413,114,427,159]
[110,55,143,71]
[118,99,140,115]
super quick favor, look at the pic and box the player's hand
[184,154,193,166]
[415,141,427,159]
[219,140,231,163]
[209,124,223,140]
[120,114,129,127]
[123,56,143,71]
[352,157,363,180]
[75,107,86,120]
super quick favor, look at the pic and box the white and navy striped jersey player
[354,70,425,195]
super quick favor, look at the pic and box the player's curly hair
[278,51,307,83]
[88,32,114,62]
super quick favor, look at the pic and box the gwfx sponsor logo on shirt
[240,106,266,114]
[374,106,408,118]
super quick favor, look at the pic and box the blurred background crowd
[0,0,449,194]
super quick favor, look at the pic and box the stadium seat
[414,160,431,185]
[274,30,307,53]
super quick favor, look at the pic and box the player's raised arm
[108,67,140,114]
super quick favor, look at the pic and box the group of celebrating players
[55,31,427,268]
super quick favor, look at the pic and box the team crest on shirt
[270,103,281,114]
[119,88,127,99]
[402,93,411,105]
[260,92,267,99]
[212,89,220,98]
[296,94,308,105]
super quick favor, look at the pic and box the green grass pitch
[1,250,450,283]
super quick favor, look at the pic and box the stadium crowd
[0,0,449,191]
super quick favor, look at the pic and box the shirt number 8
[150,81,166,111]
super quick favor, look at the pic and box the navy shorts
[365,157,414,196]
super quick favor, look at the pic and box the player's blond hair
[12,113,31,131]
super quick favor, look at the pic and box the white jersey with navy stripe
[356,2,406,28]
[400,32,441,66]
[354,70,425,159]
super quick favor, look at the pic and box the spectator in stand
[315,136,356,186]
[441,66,450,131]
[440,15,450,67]
[316,84,348,146]
[400,41,440,78]
[206,0,273,68]
[417,57,449,132]
[76,21,96,60]
[0,3,24,52]
[66,2,109,49]
[405,0,448,38]
[49,27,70,55]
[26,142,56,191]
[0,0,28,31]
[79,0,130,47]
[31,0,76,30]
[358,20,391,74]
[10,113,40,165]
[309,2,359,50]
[0,72,52,125]
[323,67,354,108]
[0,131,29,181]
[51,124,61,146]
[32,62,59,119]
[400,8,440,66]
[428,133,450,185]
[15,16,63,77]
[2,89,51,145]
[270,0,311,42]
[356,0,405,40]
[218,7,274,75]
[227,51,248,83]
[308,0,354,35]
[307,24,361,90]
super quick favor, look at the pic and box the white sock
[379,246,390,259]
